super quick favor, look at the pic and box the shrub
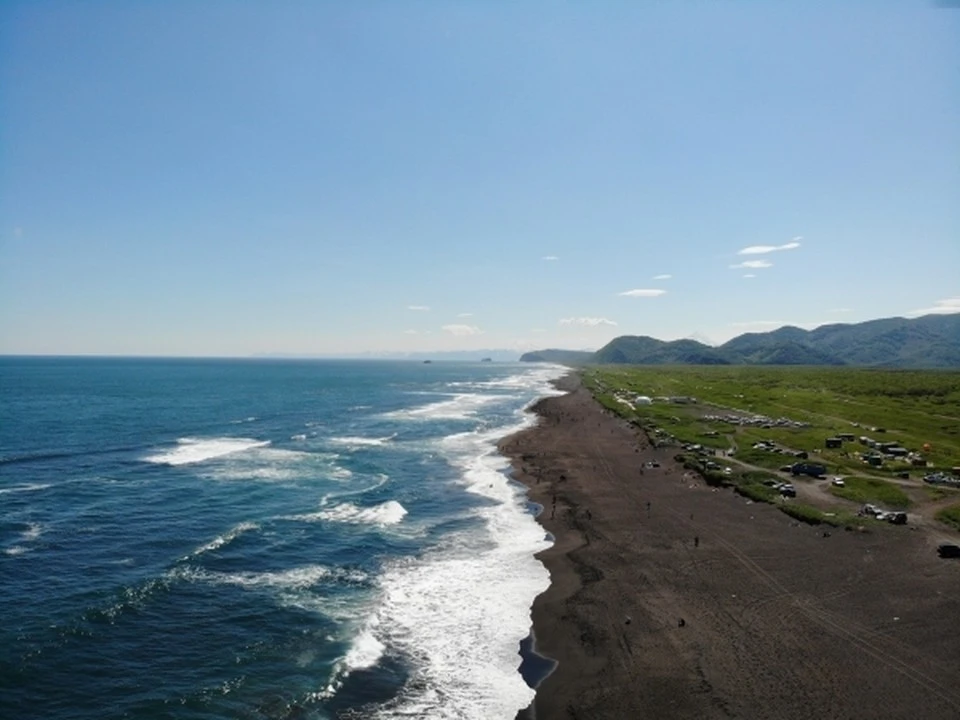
[935,503,960,531]
[779,503,825,525]
[734,483,778,503]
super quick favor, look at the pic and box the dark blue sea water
[0,358,565,720]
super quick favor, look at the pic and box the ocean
[0,357,566,719]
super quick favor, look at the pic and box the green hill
[517,349,594,364]
[520,314,960,368]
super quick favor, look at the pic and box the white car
[831,478,845,487]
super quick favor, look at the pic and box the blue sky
[1,1,958,357]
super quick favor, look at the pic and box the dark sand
[501,374,960,720]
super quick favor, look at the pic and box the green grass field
[829,477,912,509]
[935,503,960,531]
[582,365,960,477]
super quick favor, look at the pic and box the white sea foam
[199,448,342,482]
[4,522,44,556]
[353,364,567,719]
[344,623,385,670]
[289,501,407,527]
[446,366,569,393]
[318,474,390,505]
[0,483,52,496]
[291,433,307,441]
[319,616,387,699]
[188,521,259,557]
[174,564,333,590]
[383,393,508,421]
[143,437,270,466]
[329,435,396,448]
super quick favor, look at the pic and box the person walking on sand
[694,536,699,548]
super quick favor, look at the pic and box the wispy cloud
[737,237,802,255]
[652,274,672,280]
[618,288,667,297]
[407,305,430,311]
[905,297,960,317]
[559,317,618,327]
[743,274,756,278]
[542,255,559,261]
[730,260,773,269]
[441,324,483,336]
[457,312,473,318]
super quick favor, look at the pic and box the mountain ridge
[519,314,960,368]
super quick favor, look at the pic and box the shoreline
[501,370,960,719]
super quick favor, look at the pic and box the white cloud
[906,297,960,317]
[652,274,672,280]
[457,312,473,318]
[407,305,430,311]
[730,260,773,269]
[441,324,483,336]
[618,288,667,297]
[743,274,756,278]
[559,317,618,327]
[737,237,802,255]
[542,255,559,261]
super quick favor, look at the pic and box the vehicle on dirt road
[937,544,960,559]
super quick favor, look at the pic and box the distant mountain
[520,314,960,368]
[517,348,595,364]
[592,337,730,365]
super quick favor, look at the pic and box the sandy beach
[501,374,960,720]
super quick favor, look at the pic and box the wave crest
[143,437,270,466]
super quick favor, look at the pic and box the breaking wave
[143,437,270,466]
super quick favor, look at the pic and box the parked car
[832,478,845,487]
[779,484,796,497]
[937,544,960,559]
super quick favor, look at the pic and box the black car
[937,544,960,559]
